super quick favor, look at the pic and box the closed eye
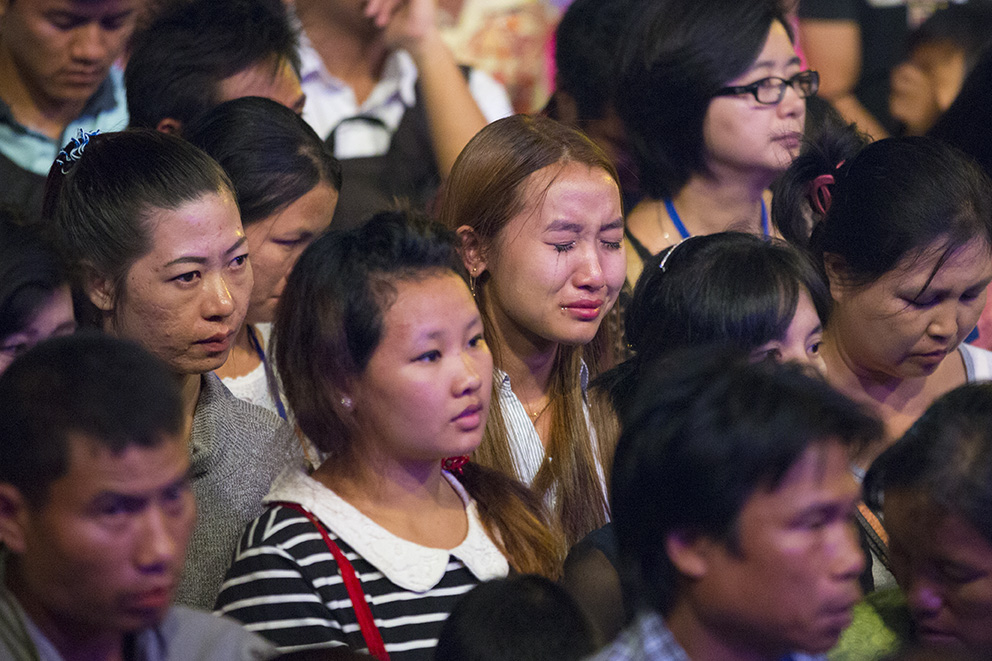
[172,271,200,284]
[415,349,441,363]
[554,243,575,253]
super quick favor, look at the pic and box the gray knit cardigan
[176,373,303,610]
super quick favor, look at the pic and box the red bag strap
[273,501,390,661]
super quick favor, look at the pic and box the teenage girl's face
[243,183,336,325]
[465,162,626,352]
[751,288,825,372]
[100,191,252,375]
[827,238,992,380]
[349,272,493,467]
[703,20,805,181]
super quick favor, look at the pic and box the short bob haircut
[614,0,788,199]
[777,129,992,288]
[598,232,829,419]
[612,348,881,615]
[126,0,300,131]
[185,96,342,228]
[865,382,992,547]
[43,129,234,328]
[0,216,69,344]
[0,332,181,506]
[274,209,464,458]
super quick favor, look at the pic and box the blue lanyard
[246,324,288,420]
[664,198,769,239]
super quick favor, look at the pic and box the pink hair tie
[442,455,470,474]
[809,173,835,216]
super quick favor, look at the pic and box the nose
[776,80,805,119]
[905,574,944,621]
[833,520,867,582]
[135,506,179,573]
[454,349,484,396]
[202,274,236,320]
[927,302,958,341]
[573,245,607,291]
[69,23,109,64]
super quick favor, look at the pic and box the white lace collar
[263,467,508,592]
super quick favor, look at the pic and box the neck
[820,329,925,405]
[666,600,781,661]
[820,329,926,465]
[214,323,261,380]
[6,569,125,661]
[671,174,768,236]
[314,447,448,512]
[0,48,85,139]
[176,372,202,445]
[486,297,558,405]
[297,1,388,93]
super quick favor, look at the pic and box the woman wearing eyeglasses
[615,0,817,285]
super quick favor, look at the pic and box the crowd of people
[3,0,992,659]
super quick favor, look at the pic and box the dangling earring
[469,267,478,297]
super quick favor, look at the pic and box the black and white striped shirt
[214,468,508,659]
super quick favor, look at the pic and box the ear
[155,117,183,135]
[665,530,711,579]
[82,266,115,313]
[0,484,30,554]
[457,226,487,277]
[821,253,850,305]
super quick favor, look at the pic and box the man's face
[215,56,306,116]
[6,433,194,639]
[680,439,865,658]
[0,0,139,108]
[886,488,992,656]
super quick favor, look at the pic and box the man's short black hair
[865,382,992,548]
[0,332,182,506]
[126,0,301,130]
[612,347,881,616]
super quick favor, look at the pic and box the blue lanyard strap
[664,198,769,239]
[245,325,288,420]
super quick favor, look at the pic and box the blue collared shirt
[0,66,128,176]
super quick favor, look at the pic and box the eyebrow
[546,218,624,233]
[163,236,247,268]
[749,55,803,72]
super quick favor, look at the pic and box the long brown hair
[439,115,622,550]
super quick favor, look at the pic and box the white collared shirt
[298,31,513,159]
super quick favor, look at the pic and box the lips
[452,402,484,431]
[125,586,173,614]
[562,299,604,321]
[916,625,959,646]
[61,69,106,86]
[195,330,235,353]
[452,402,483,422]
[773,131,802,150]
